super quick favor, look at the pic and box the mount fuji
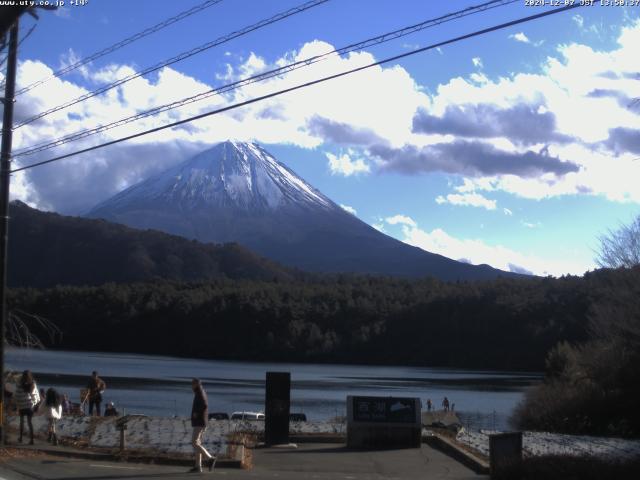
[87,141,514,280]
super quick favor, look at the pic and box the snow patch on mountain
[91,141,334,213]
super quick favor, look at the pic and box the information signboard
[347,395,421,448]
[352,396,417,424]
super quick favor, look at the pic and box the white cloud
[239,52,267,78]
[215,63,234,82]
[9,39,431,211]
[326,152,370,176]
[573,14,584,29]
[572,13,606,37]
[10,20,640,213]
[340,204,357,215]
[435,192,497,210]
[471,57,483,68]
[9,60,226,212]
[371,217,386,232]
[400,223,591,276]
[413,20,640,204]
[509,32,530,43]
[53,6,71,19]
[522,221,541,229]
[469,72,489,84]
[58,49,89,79]
[456,143,640,204]
[385,214,417,228]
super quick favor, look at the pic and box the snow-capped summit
[87,141,516,280]
[94,141,333,213]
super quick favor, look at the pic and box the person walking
[87,371,106,416]
[14,370,40,445]
[45,388,63,445]
[189,378,215,473]
[442,396,450,412]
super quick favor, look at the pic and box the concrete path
[0,443,486,480]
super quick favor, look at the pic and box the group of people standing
[424,396,455,412]
[14,370,62,445]
[13,370,214,473]
[12,369,115,445]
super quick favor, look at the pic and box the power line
[11,0,225,96]
[13,0,330,129]
[0,22,37,71]
[13,0,517,159]
[10,3,583,174]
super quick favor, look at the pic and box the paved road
[0,443,487,480]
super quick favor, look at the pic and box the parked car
[208,412,229,420]
[230,411,265,421]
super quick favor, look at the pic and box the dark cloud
[412,104,572,145]
[586,89,634,108]
[20,140,204,215]
[597,71,640,80]
[12,99,46,125]
[257,104,287,120]
[606,127,640,155]
[598,71,620,80]
[307,116,384,146]
[370,141,579,178]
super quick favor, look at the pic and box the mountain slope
[8,201,295,288]
[87,141,518,281]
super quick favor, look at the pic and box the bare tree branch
[595,215,640,269]
[6,309,61,348]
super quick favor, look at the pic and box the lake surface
[6,348,540,430]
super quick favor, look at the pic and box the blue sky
[3,0,640,276]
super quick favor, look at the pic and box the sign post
[264,372,290,446]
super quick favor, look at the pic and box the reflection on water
[6,347,540,429]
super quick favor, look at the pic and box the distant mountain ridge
[87,141,519,281]
[8,201,295,288]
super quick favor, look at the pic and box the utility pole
[0,18,19,445]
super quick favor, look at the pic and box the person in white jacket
[45,388,63,445]
[14,370,40,444]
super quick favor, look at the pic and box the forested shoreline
[9,266,635,371]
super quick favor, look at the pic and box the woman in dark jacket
[189,378,215,473]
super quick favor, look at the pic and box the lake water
[6,348,540,430]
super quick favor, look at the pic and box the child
[45,387,63,445]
